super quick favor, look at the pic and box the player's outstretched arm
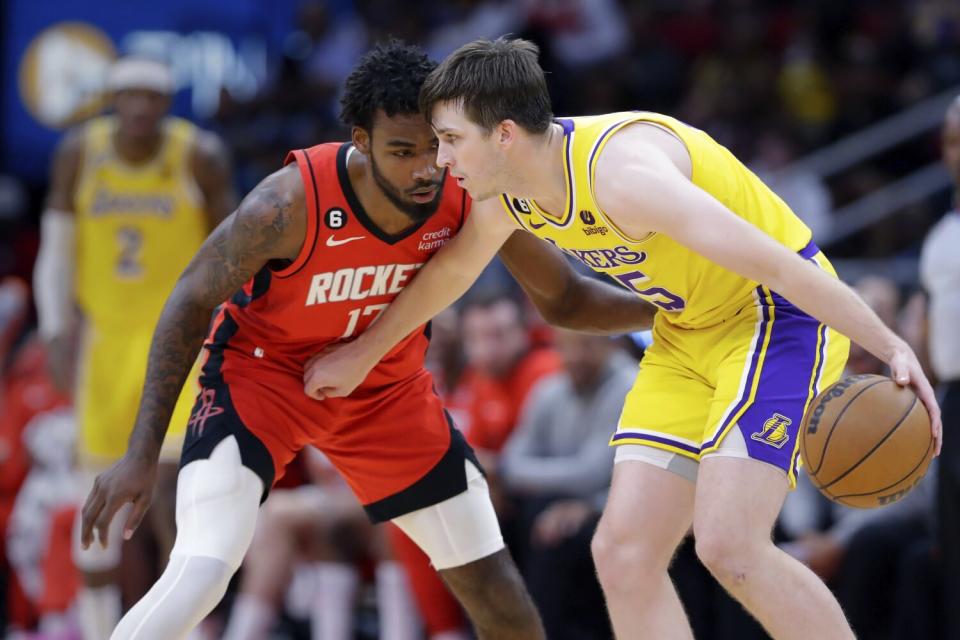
[499,230,657,334]
[303,197,514,399]
[594,136,942,455]
[80,165,305,550]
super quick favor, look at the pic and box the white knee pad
[391,461,504,570]
[170,436,264,570]
[72,468,127,572]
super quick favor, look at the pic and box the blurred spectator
[499,329,635,639]
[216,1,367,190]
[457,291,562,456]
[845,275,901,376]
[750,130,834,241]
[612,5,685,114]
[920,95,960,640]
[427,0,526,61]
[0,178,32,284]
[7,409,77,623]
[424,307,470,434]
[777,35,836,141]
[0,335,71,636]
[911,0,960,87]
[524,0,631,70]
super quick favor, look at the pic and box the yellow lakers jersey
[74,116,208,328]
[500,112,815,329]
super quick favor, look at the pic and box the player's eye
[393,150,413,158]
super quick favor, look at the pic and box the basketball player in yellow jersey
[33,57,234,640]
[302,38,943,639]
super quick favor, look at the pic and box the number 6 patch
[324,208,347,229]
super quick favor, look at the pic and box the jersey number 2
[116,226,144,278]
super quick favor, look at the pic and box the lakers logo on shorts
[751,413,792,449]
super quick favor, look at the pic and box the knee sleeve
[170,436,264,570]
[111,437,265,640]
[391,461,504,570]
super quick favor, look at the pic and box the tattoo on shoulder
[237,185,293,252]
[269,196,290,235]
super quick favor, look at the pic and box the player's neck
[112,129,164,165]
[515,122,567,215]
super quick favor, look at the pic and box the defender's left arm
[595,139,942,453]
[192,131,237,229]
[498,231,656,334]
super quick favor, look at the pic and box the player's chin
[471,188,499,202]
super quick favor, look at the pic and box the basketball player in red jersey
[79,41,656,639]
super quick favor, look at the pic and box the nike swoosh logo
[529,221,546,229]
[326,234,365,247]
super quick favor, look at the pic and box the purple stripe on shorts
[791,322,829,478]
[810,322,828,398]
[702,286,771,450]
[733,289,825,473]
[612,431,701,455]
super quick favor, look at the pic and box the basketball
[800,374,934,509]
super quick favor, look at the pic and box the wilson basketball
[799,374,934,509]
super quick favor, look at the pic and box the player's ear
[497,120,517,148]
[352,126,371,154]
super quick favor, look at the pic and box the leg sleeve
[111,437,263,640]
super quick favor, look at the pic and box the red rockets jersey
[204,142,469,388]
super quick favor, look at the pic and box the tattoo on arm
[127,171,302,459]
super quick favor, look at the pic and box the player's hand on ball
[81,455,157,550]
[887,343,942,456]
[303,341,372,400]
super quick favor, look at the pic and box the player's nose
[436,143,453,169]
[412,161,437,180]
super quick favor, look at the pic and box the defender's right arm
[80,164,305,548]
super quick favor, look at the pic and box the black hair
[339,39,437,131]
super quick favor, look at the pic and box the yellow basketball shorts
[76,322,200,465]
[613,256,849,487]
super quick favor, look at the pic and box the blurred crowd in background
[1,0,960,638]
